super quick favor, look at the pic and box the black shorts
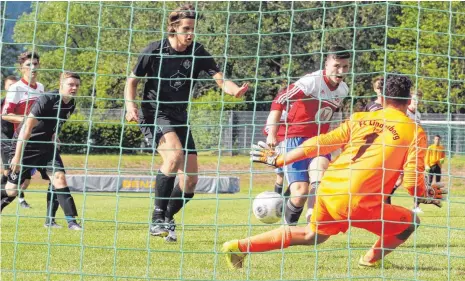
[139,112,197,155]
[8,146,64,185]
[1,136,13,170]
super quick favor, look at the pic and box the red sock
[238,226,292,253]
[368,235,403,263]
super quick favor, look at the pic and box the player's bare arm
[251,122,349,167]
[212,72,248,98]
[2,114,24,124]
[265,110,282,147]
[124,72,140,122]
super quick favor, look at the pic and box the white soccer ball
[252,191,284,224]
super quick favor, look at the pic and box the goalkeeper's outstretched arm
[275,120,350,167]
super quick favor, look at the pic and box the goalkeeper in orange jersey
[222,75,448,269]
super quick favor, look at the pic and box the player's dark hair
[61,71,81,81]
[168,4,197,36]
[326,46,351,60]
[4,75,18,82]
[18,51,40,65]
[381,74,412,106]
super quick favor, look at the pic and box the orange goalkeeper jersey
[299,107,427,216]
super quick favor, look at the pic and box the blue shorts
[281,137,331,185]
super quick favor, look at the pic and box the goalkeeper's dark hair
[380,74,413,106]
[326,46,351,60]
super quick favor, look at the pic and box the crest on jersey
[183,60,191,70]
[315,107,334,123]
[170,71,187,91]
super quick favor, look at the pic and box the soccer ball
[252,191,284,224]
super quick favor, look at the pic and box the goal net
[1,1,464,281]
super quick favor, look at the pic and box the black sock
[1,189,17,211]
[165,185,194,221]
[284,199,303,225]
[152,171,176,222]
[46,183,59,220]
[19,191,25,199]
[55,187,78,221]
[1,175,7,185]
[386,184,400,205]
[274,183,283,195]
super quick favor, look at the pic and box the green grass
[1,155,465,281]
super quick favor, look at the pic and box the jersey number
[352,132,379,162]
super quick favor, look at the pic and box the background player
[1,72,82,230]
[364,76,383,112]
[2,76,19,188]
[264,46,350,225]
[223,75,447,269]
[125,4,248,242]
[425,135,446,185]
[1,52,48,209]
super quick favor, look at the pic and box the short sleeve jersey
[133,39,220,115]
[270,70,349,139]
[305,107,427,215]
[17,92,75,143]
[2,79,45,131]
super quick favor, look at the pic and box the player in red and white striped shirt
[2,52,45,130]
[2,52,44,210]
[1,52,58,225]
[264,46,350,225]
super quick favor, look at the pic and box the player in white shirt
[2,52,59,226]
[2,52,45,210]
[264,47,350,225]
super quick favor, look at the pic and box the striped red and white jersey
[2,79,45,130]
[270,70,349,139]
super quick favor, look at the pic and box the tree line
[2,1,465,113]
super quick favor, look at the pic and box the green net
[1,1,465,281]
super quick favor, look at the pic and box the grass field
[1,154,465,281]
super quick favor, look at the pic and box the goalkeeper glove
[417,182,448,208]
[250,141,280,167]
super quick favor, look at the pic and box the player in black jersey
[125,4,249,242]
[364,76,383,112]
[1,72,82,230]
[1,75,35,209]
